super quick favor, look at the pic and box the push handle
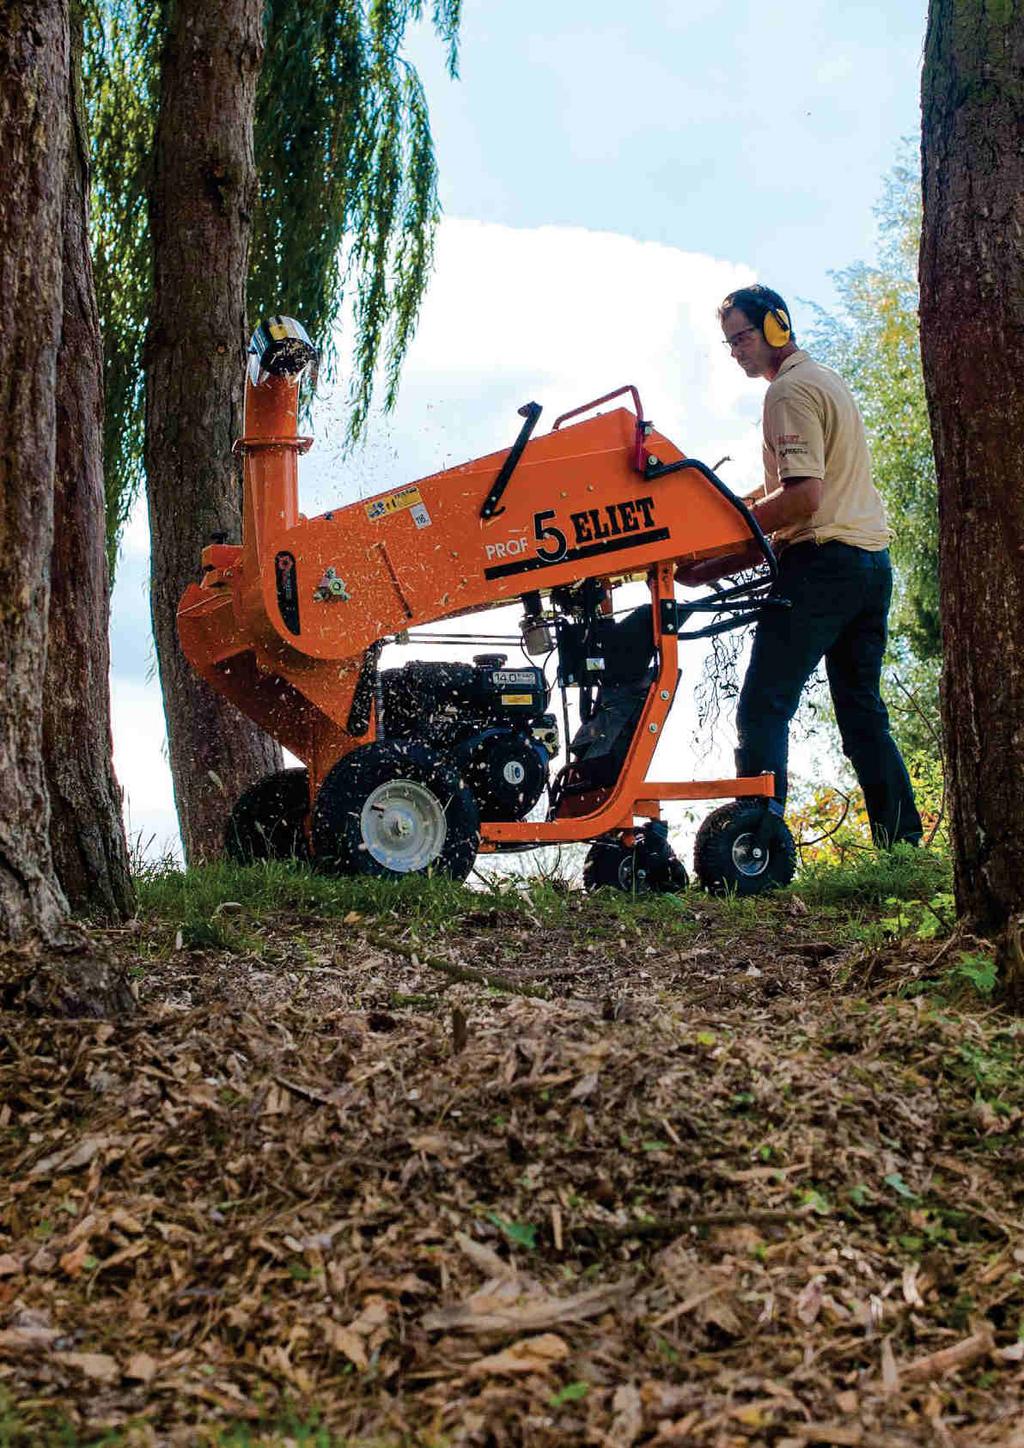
[552,384,651,475]
[480,401,543,520]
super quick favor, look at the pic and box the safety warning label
[365,485,425,522]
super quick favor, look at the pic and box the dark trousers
[735,541,923,847]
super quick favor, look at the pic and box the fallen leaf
[609,1382,644,1444]
[124,1352,158,1383]
[59,1240,94,1278]
[423,1279,632,1336]
[0,1254,22,1278]
[569,1072,599,1101]
[466,1332,568,1378]
[348,1295,389,1336]
[326,1322,369,1370]
[455,1231,514,1280]
[55,1351,120,1383]
[902,1263,924,1307]
[29,1134,115,1178]
[0,1327,60,1354]
[880,1337,899,1395]
[796,1276,825,1326]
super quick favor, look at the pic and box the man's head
[719,284,796,380]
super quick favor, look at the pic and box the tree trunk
[44,13,135,922]
[145,0,281,864]
[919,0,1024,931]
[0,0,133,1015]
[0,0,73,950]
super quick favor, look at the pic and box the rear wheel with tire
[225,767,311,863]
[312,740,479,880]
[693,801,796,896]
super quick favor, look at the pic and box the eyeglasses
[722,325,759,350]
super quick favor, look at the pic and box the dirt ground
[2,886,1023,1446]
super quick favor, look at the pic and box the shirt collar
[775,349,810,377]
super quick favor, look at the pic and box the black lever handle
[480,401,543,520]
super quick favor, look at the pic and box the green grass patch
[133,856,709,950]
[793,843,950,910]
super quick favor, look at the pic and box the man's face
[721,308,774,379]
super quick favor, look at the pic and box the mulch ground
[2,893,1023,1446]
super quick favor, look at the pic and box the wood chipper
[178,317,797,895]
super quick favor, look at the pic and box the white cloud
[111,217,772,863]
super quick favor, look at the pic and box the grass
[794,841,950,908]
[129,840,955,967]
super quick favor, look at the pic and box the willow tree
[87,0,460,860]
[920,0,1024,932]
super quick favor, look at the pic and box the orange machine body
[178,368,774,851]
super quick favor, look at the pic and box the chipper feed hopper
[178,317,797,894]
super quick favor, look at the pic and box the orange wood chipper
[178,317,797,894]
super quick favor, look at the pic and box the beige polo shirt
[760,350,890,551]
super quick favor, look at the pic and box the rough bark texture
[919,0,1024,931]
[145,0,281,863]
[44,16,135,921]
[0,1,133,1015]
[0,0,73,949]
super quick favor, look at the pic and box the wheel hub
[731,830,770,878]
[361,779,447,872]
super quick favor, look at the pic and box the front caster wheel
[583,828,689,896]
[693,801,796,896]
[311,741,479,881]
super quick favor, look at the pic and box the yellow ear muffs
[762,306,791,348]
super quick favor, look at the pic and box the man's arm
[675,476,823,586]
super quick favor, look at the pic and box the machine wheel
[583,831,689,896]
[225,767,311,863]
[693,801,796,896]
[312,741,479,881]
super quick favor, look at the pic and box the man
[678,283,922,847]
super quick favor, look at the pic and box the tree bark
[145,0,281,864]
[919,0,1024,931]
[0,0,73,949]
[44,13,135,922]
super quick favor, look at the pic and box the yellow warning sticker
[501,693,533,706]
[365,485,424,522]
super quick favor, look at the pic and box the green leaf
[884,1172,918,1200]
[549,1381,589,1406]
[801,1188,832,1215]
[487,1213,537,1251]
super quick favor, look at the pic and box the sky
[109,0,928,862]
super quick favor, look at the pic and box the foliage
[807,144,939,667]
[84,0,460,574]
[786,745,946,866]
[250,0,460,436]
[793,839,950,909]
[82,0,160,578]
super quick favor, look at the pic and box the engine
[379,654,556,819]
